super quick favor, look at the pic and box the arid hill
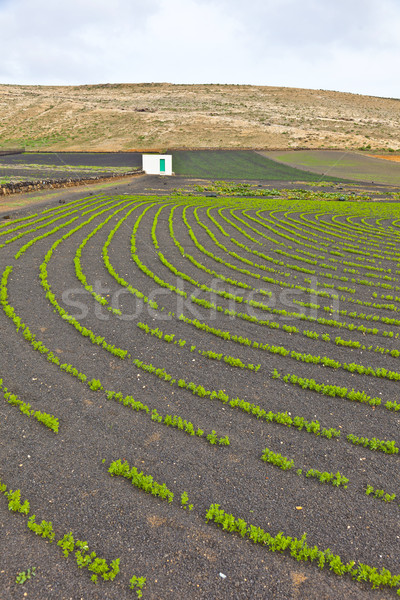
[0,83,399,152]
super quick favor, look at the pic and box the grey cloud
[0,0,161,83]
[0,0,398,97]
[201,0,395,50]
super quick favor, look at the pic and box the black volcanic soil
[0,152,143,168]
[0,187,400,599]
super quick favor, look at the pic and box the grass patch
[171,150,344,181]
[263,150,400,185]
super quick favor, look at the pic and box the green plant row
[261,447,348,487]
[87,201,400,351]
[0,211,39,229]
[10,194,120,260]
[274,368,400,414]
[168,205,259,291]
[0,377,59,432]
[325,305,400,327]
[251,211,400,296]
[27,514,55,541]
[0,476,127,586]
[137,321,186,345]
[178,312,400,363]
[261,447,294,471]
[131,356,340,440]
[346,434,399,454]
[73,198,146,314]
[365,485,397,503]
[266,208,399,263]
[0,192,109,247]
[41,192,108,215]
[305,469,349,488]
[16,567,36,585]
[151,206,280,317]
[0,209,78,250]
[109,459,195,514]
[379,292,400,303]
[150,408,230,445]
[1,267,232,450]
[137,321,260,371]
[301,338,400,382]
[205,504,400,594]
[108,458,174,502]
[58,535,120,584]
[179,310,400,388]
[104,388,231,447]
[131,201,188,299]
[102,200,161,311]
[14,215,79,259]
[190,207,342,298]
[38,207,130,359]
[0,266,98,389]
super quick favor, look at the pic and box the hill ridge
[1,83,399,152]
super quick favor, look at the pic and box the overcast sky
[0,0,399,99]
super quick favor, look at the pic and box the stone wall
[0,170,144,196]
[0,148,24,156]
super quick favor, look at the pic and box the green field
[171,150,345,181]
[263,150,400,185]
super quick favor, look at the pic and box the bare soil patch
[370,154,400,162]
[261,150,400,185]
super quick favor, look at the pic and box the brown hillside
[0,83,399,152]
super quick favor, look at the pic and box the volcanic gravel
[0,183,400,599]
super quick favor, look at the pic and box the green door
[160,158,166,172]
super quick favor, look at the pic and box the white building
[142,154,173,176]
